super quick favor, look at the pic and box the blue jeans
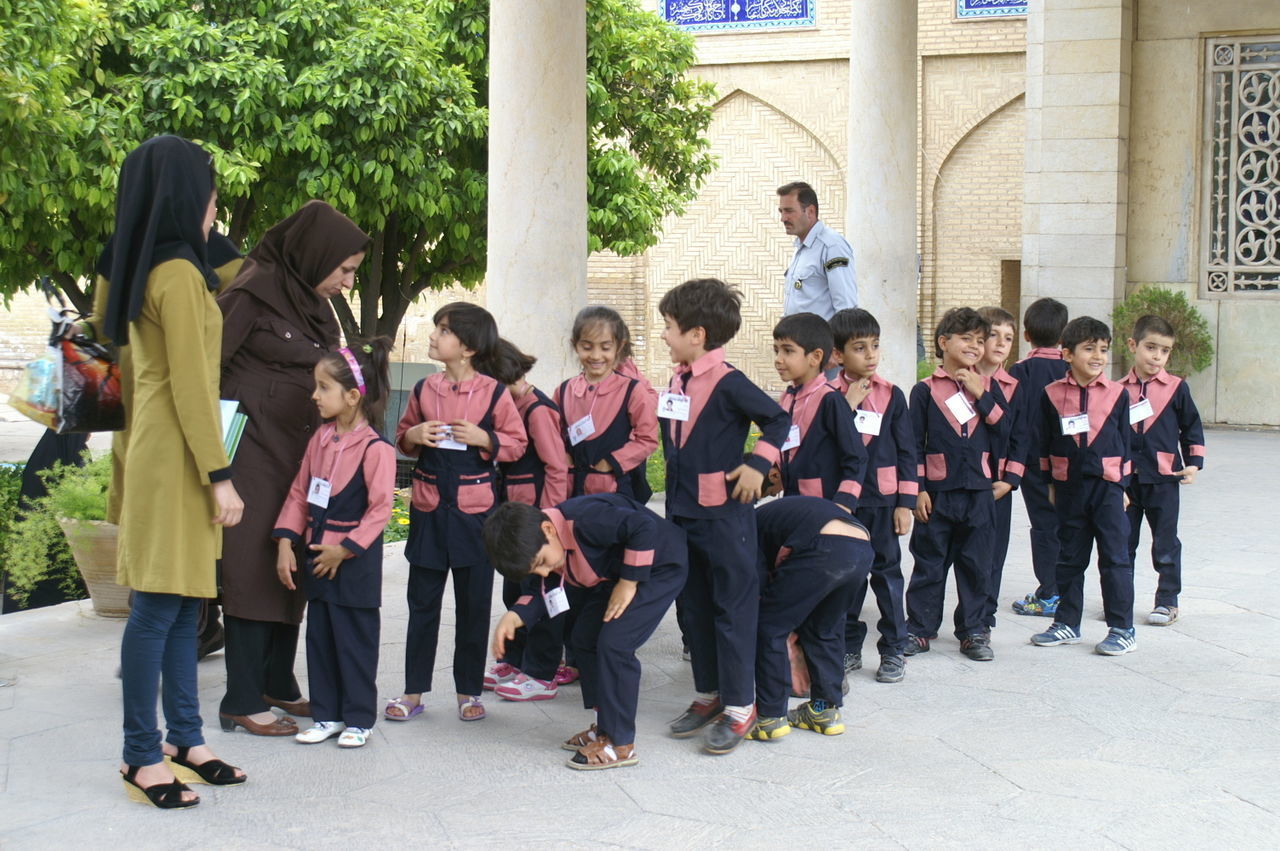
[121,592,204,766]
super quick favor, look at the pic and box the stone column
[1021,0,1133,356]
[846,0,918,391]
[487,0,587,386]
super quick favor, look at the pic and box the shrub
[1111,287,1215,377]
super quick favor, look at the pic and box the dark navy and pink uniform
[905,368,1009,641]
[832,371,918,658]
[1120,367,1205,608]
[509,495,687,746]
[1038,372,1134,630]
[754,497,873,718]
[985,366,1027,628]
[777,374,866,510]
[1008,347,1070,599]
[274,423,396,729]
[555,371,658,500]
[660,347,790,707]
[397,373,527,697]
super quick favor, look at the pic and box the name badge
[1129,397,1154,423]
[1061,413,1090,436]
[544,585,570,617]
[307,477,331,508]
[568,414,595,446]
[781,424,802,452]
[437,424,468,451]
[854,409,883,436]
[944,392,977,424]
[658,392,690,421]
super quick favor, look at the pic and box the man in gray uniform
[777,181,857,319]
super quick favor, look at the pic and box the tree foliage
[1111,286,1216,377]
[0,0,716,335]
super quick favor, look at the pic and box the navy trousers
[571,561,687,746]
[845,505,908,657]
[121,593,203,766]
[405,563,493,696]
[674,512,758,707]
[306,600,380,729]
[1054,478,1133,630]
[1126,481,1182,608]
[983,491,1015,629]
[905,489,995,640]
[1020,466,1060,598]
[499,578,566,681]
[758,535,872,718]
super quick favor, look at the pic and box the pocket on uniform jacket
[925,453,947,481]
[697,471,728,506]
[504,482,537,506]
[458,475,495,514]
[584,471,619,495]
[798,477,824,497]
[1050,456,1069,482]
[412,477,440,512]
[1156,451,1177,476]
[877,466,898,495]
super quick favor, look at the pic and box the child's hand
[1123,491,1131,511]
[450,419,493,450]
[592,458,613,473]
[955,368,984,399]
[992,481,1013,501]
[1175,466,1198,485]
[604,579,638,622]
[1047,484,1056,507]
[914,491,933,523]
[407,421,448,448]
[762,466,783,497]
[726,464,764,503]
[844,377,872,410]
[893,506,913,536]
[276,539,297,590]
[491,610,525,659]
[309,543,350,579]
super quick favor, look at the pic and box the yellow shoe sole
[747,723,791,741]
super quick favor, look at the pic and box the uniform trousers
[983,492,1015,629]
[1054,478,1134,630]
[219,615,302,716]
[1126,481,1183,608]
[306,600,380,728]
[905,489,994,640]
[845,505,908,657]
[758,535,872,718]
[405,563,493,696]
[1020,466,1061,598]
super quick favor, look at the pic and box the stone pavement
[1,424,1278,849]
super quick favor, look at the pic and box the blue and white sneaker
[1029,622,1081,646]
[1094,627,1137,656]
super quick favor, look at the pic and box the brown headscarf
[222,200,370,347]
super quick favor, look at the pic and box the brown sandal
[566,736,638,771]
[561,723,601,752]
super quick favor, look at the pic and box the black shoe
[843,652,862,672]
[876,655,905,683]
[903,634,930,656]
[669,700,722,738]
[959,633,994,662]
[703,708,757,755]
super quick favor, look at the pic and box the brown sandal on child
[567,736,637,771]
[561,723,601,752]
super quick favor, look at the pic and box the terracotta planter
[57,518,130,618]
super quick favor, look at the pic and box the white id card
[945,391,977,424]
[1060,413,1090,436]
[544,585,571,617]
[658,392,691,421]
[307,477,331,508]
[568,414,595,446]
[854,409,883,436]
[781,424,802,451]
[1129,397,1154,423]
[436,424,467,451]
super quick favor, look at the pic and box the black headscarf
[96,135,218,345]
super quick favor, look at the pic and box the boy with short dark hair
[483,494,688,770]
[829,307,917,684]
[904,307,1009,662]
[1008,297,1071,618]
[1030,316,1137,656]
[657,278,791,755]
[747,496,874,742]
[1121,314,1205,626]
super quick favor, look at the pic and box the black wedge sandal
[165,746,247,786]
[120,765,200,809]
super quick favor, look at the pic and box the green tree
[0,0,716,334]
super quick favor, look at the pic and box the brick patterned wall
[686,2,851,65]
[919,0,1026,56]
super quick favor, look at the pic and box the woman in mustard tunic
[95,136,248,809]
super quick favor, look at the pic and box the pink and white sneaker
[554,665,580,686]
[495,673,558,702]
[483,662,520,691]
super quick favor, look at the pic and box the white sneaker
[483,662,520,690]
[494,673,558,702]
[296,721,346,743]
[337,726,370,748]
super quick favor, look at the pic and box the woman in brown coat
[216,201,370,735]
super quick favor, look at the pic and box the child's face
[574,323,619,382]
[1064,338,1110,383]
[660,314,704,365]
[983,323,1015,370]
[1128,332,1174,378]
[428,319,473,365]
[837,335,879,379]
[527,521,566,578]
[772,337,821,385]
[938,329,985,372]
[311,361,360,420]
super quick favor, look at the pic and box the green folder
[220,400,248,461]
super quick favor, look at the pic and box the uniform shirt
[1008,347,1069,472]
[1039,372,1132,486]
[909,368,1009,493]
[502,387,569,508]
[988,367,1027,488]
[776,374,865,511]
[555,372,659,479]
[832,371,919,509]
[510,494,685,627]
[783,220,857,319]
[1120,368,1205,482]
[756,495,868,573]
[660,348,791,519]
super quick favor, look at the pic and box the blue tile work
[660,0,815,32]
[956,1,1027,19]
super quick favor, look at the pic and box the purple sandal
[384,698,424,721]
